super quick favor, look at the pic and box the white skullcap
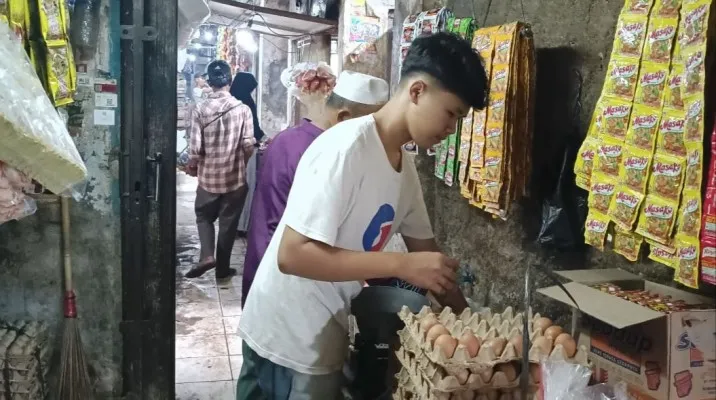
[332,71,389,105]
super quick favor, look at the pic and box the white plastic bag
[541,361,628,400]
[280,61,336,107]
[0,24,88,197]
[0,161,36,225]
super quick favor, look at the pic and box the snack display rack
[574,0,714,289]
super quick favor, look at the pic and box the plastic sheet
[541,360,628,400]
[280,61,336,108]
[0,162,36,225]
[0,23,87,197]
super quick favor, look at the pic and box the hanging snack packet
[483,151,503,182]
[574,137,598,184]
[649,242,677,267]
[620,146,652,193]
[622,0,654,15]
[648,152,685,201]
[595,138,624,178]
[643,17,678,64]
[613,226,644,261]
[493,34,513,65]
[470,139,485,168]
[679,0,710,49]
[653,0,682,17]
[45,40,74,106]
[634,62,668,108]
[613,14,649,58]
[485,123,503,153]
[674,235,700,288]
[656,109,686,157]
[605,56,641,100]
[636,195,678,243]
[39,0,68,41]
[608,186,644,230]
[684,144,702,191]
[490,64,509,94]
[663,64,684,110]
[683,95,704,143]
[625,105,660,151]
[676,190,701,238]
[588,174,617,214]
[585,211,611,251]
[600,98,633,140]
[683,47,705,96]
[481,181,501,204]
[488,93,506,125]
[700,237,716,285]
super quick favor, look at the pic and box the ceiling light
[236,30,257,53]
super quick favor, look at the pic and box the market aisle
[175,171,245,400]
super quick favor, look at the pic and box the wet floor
[175,171,245,400]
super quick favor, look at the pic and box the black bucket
[351,286,431,344]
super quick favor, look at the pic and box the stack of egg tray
[393,306,590,400]
[0,321,50,400]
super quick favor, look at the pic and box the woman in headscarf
[230,72,263,235]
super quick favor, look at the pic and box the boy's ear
[337,109,352,122]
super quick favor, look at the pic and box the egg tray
[397,306,589,371]
[394,366,537,400]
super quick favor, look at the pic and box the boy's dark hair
[400,32,488,110]
[205,60,232,88]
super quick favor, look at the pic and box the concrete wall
[407,0,715,313]
[0,0,122,396]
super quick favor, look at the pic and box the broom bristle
[57,319,93,400]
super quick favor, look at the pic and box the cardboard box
[538,269,716,400]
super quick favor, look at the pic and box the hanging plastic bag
[280,61,336,108]
[0,161,37,225]
[537,70,588,249]
[541,360,628,400]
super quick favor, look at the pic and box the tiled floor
[175,172,245,400]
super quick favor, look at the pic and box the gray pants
[195,185,249,274]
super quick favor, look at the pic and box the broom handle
[61,196,73,293]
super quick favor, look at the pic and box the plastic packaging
[0,23,87,196]
[280,61,336,107]
[541,360,628,400]
[69,0,100,61]
[0,161,36,225]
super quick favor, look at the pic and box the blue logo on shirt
[362,204,395,252]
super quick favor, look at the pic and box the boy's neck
[373,100,411,152]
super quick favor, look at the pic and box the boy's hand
[398,253,459,295]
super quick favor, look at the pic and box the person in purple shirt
[242,71,387,306]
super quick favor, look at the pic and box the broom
[57,196,94,399]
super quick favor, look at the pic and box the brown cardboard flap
[538,282,665,329]
[554,269,641,283]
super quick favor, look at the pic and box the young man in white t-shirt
[236,32,489,399]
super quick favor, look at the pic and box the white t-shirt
[238,115,434,375]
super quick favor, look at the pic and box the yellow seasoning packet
[45,40,74,106]
[605,56,641,100]
[600,98,633,140]
[663,64,684,110]
[613,226,644,262]
[684,94,704,144]
[470,139,485,168]
[622,0,654,15]
[39,0,68,41]
[649,241,677,268]
[634,62,668,108]
[588,174,617,214]
[625,105,660,151]
[585,211,611,251]
[481,181,501,204]
[674,235,700,289]
[684,144,702,191]
[679,0,710,49]
[483,150,503,182]
[608,186,644,230]
[635,195,678,243]
[485,122,504,153]
[643,17,678,64]
[648,152,685,201]
[490,64,509,94]
[656,109,686,157]
[612,14,648,58]
[574,136,598,182]
[595,138,623,178]
[576,174,591,191]
[653,0,682,17]
[683,47,705,96]
[676,190,701,238]
[487,93,506,125]
[493,34,513,65]
[620,146,652,193]
[473,109,487,137]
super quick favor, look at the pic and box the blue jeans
[236,341,343,400]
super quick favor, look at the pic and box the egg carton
[395,366,537,400]
[398,306,589,370]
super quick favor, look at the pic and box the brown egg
[434,334,458,358]
[420,314,439,334]
[458,332,482,358]
[533,317,553,333]
[496,362,518,381]
[532,336,553,356]
[455,368,470,385]
[509,334,524,356]
[544,325,564,340]
[479,366,494,383]
[554,332,577,357]
[426,324,450,344]
[529,363,541,383]
[483,337,508,357]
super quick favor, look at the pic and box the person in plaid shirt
[185,60,257,279]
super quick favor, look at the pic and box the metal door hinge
[120,25,158,41]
